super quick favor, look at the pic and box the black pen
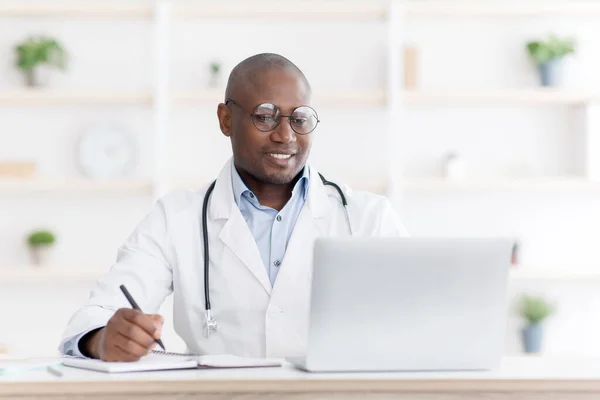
[119,284,166,351]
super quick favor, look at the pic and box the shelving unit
[0,267,105,282]
[404,89,595,106]
[3,265,598,283]
[0,2,152,19]
[0,179,154,194]
[173,89,387,107]
[0,89,153,106]
[2,0,598,283]
[404,178,600,194]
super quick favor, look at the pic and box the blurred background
[1,0,599,358]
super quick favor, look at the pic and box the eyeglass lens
[252,103,318,134]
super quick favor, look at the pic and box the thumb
[148,314,163,339]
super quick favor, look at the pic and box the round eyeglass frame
[225,98,320,135]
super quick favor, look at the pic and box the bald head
[225,53,311,101]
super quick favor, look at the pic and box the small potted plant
[517,294,555,354]
[526,34,575,87]
[209,61,222,88]
[27,230,56,266]
[14,36,68,87]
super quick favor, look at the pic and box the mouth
[266,153,293,160]
[265,152,295,167]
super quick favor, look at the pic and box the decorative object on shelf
[209,61,222,88]
[0,161,36,178]
[517,294,555,354]
[511,240,520,266]
[76,123,138,179]
[526,34,575,87]
[403,46,418,89]
[14,36,68,87]
[441,151,466,180]
[27,230,56,267]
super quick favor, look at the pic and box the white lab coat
[60,160,407,358]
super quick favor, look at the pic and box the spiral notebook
[61,350,282,373]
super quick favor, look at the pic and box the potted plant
[209,61,222,88]
[526,34,575,87]
[14,36,68,87]
[517,294,555,354]
[27,230,56,266]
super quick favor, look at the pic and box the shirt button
[274,260,281,267]
[276,215,282,222]
[249,193,255,198]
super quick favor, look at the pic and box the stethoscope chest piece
[204,310,218,337]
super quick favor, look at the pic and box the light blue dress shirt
[231,164,309,286]
[60,164,310,357]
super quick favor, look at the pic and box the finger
[120,309,157,336]
[113,344,143,362]
[115,321,156,349]
[114,331,153,358]
[148,315,164,340]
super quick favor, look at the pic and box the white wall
[1,1,599,357]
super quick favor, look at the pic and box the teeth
[268,153,292,160]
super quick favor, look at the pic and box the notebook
[61,351,283,373]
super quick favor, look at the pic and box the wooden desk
[2,356,600,400]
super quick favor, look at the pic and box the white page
[62,353,197,373]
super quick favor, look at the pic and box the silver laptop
[288,237,512,372]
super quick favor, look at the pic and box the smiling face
[218,67,313,185]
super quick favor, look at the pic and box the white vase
[442,153,467,180]
[29,245,53,267]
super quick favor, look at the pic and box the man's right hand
[84,308,163,362]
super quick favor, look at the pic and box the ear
[217,103,232,137]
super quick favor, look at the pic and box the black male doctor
[60,53,407,362]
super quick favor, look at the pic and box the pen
[46,365,63,378]
[119,284,166,351]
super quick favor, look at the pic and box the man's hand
[85,309,163,362]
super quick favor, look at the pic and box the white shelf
[0,179,154,194]
[510,268,600,281]
[403,178,600,193]
[407,1,600,17]
[404,89,593,106]
[173,89,387,107]
[4,1,600,20]
[174,2,387,20]
[0,2,152,19]
[0,267,105,282]
[0,90,153,106]
[5,88,592,108]
[3,266,599,283]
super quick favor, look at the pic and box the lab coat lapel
[210,160,272,295]
[273,165,333,288]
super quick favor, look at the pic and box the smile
[267,153,293,160]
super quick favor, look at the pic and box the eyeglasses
[225,98,320,135]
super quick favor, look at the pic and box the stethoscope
[200,173,352,337]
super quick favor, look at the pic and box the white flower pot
[29,245,53,267]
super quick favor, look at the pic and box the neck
[235,165,303,211]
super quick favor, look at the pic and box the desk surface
[3,356,600,396]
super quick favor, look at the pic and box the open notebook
[62,351,283,373]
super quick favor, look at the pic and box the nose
[270,117,296,144]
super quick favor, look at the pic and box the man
[60,53,407,361]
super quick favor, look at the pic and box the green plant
[210,61,221,75]
[14,36,68,71]
[526,35,575,65]
[27,230,56,247]
[518,294,555,324]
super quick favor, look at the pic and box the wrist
[79,327,104,359]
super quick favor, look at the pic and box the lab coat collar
[209,158,331,221]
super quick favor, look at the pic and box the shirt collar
[231,161,310,206]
